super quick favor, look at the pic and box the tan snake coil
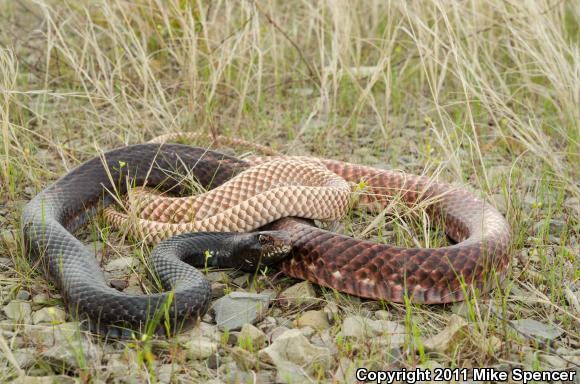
[105,158,351,244]
[105,133,512,304]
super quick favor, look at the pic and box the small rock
[423,315,468,353]
[274,361,312,384]
[268,326,290,342]
[555,346,577,356]
[232,274,250,288]
[376,323,406,347]
[223,332,238,346]
[213,292,271,331]
[258,316,277,332]
[25,322,83,347]
[204,354,220,371]
[109,279,128,291]
[186,338,218,360]
[269,307,283,317]
[334,357,358,383]
[374,310,391,320]
[528,248,542,263]
[0,319,17,331]
[493,363,512,373]
[341,317,370,338]
[231,346,258,371]
[300,326,316,339]
[32,293,49,305]
[0,257,12,269]
[475,334,503,354]
[238,323,267,350]
[42,338,101,370]
[104,256,139,273]
[157,363,180,383]
[206,271,229,283]
[539,354,567,369]
[278,281,318,307]
[182,322,222,343]
[324,302,339,322]
[32,306,67,324]
[293,310,330,330]
[16,290,31,301]
[259,329,332,375]
[260,289,278,301]
[341,315,406,346]
[451,302,471,318]
[4,300,33,324]
[275,316,292,328]
[123,274,143,294]
[319,330,339,354]
[510,318,563,340]
[1,229,17,249]
[106,354,134,377]
[533,219,566,237]
[563,287,580,313]
[259,329,331,383]
[563,197,579,215]
[211,282,226,298]
[219,361,253,384]
[255,371,276,384]
[417,360,444,371]
[12,376,78,384]
[224,370,253,384]
[12,347,38,368]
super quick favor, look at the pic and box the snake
[22,142,511,335]
[21,144,290,336]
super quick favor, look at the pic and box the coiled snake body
[22,143,511,335]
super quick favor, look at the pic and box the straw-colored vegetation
[0,0,578,382]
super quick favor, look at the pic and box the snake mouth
[259,231,292,255]
[237,230,292,271]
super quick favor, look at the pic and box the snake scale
[22,143,511,335]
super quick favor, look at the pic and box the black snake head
[233,230,292,272]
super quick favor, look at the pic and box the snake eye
[258,234,268,245]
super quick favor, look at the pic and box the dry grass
[0,0,578,382]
